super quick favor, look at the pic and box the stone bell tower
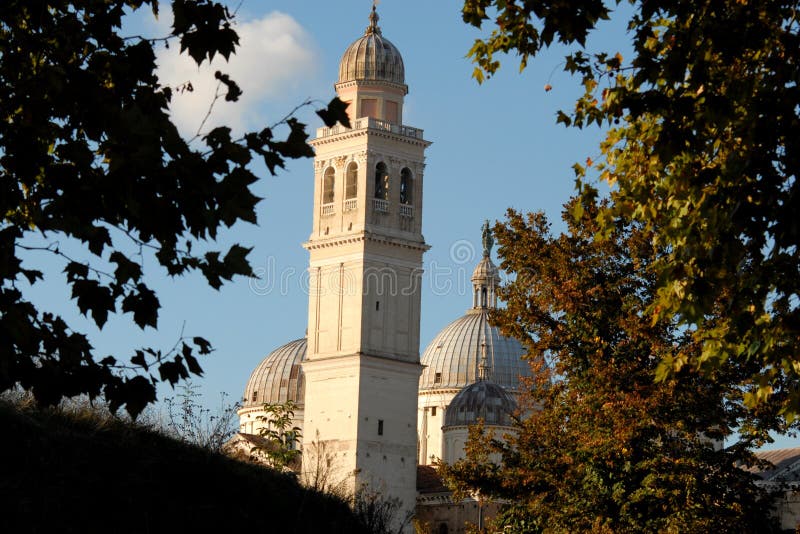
[301,6,430,526]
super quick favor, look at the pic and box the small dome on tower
[444,380,518,428]
[242,338,306,408]
[338,6,405,86]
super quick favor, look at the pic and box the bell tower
[301,7,430,526]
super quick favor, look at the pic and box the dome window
[386,100,399,123]
[361,98,378,119]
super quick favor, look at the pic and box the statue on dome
[481,220,494,257]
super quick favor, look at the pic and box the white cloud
[154,11,318,137]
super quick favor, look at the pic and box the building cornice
[334,79,409,95]
[303,231,430,253]
[311,128,431,149]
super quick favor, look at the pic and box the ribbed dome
[444,380,517,427]
[338,7,405,86]
[242,338,306,408]
[419,309,530,391]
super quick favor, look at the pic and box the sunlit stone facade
[237,8,527,532]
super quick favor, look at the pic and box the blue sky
[18,1,795,449]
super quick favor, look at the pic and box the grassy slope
[0,401,369,533]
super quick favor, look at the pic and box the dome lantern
[472,221,501,309]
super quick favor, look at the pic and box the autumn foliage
[440,199,779,533]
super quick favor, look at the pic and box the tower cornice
[311,116,431,149]
[334,79,409,95]
[303,231,430,253]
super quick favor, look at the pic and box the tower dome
[338,5,405,87]
[444,380,518,428]
[242,337,306,408]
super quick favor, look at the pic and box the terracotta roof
[234,433,271,448]
[417,465,448,494]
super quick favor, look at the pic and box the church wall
[418,390,459,465]
[237,405,305,440]
[771,487,800,531]
[416,498,504,534]
[442,425,516,465]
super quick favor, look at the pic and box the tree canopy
[460,0,800,417]
[440,200,780,533]
[0,0,348,417]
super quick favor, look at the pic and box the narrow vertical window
[400,168,413,205]
[386,101,398,123]
[345,162,358,199]
[374,162,388,200]
[361,98,378,119]
[431,406,437,417]
[323,167,335,204]
[378,419,384,436]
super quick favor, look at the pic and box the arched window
[400,167,413,205]
[323,167,335,204]
[374,162,389,200]
[345,162,358,199]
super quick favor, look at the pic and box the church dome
[419,309,530,391]
[338,6,405,86]
[444,380,517,428]
[242,338,306,408]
